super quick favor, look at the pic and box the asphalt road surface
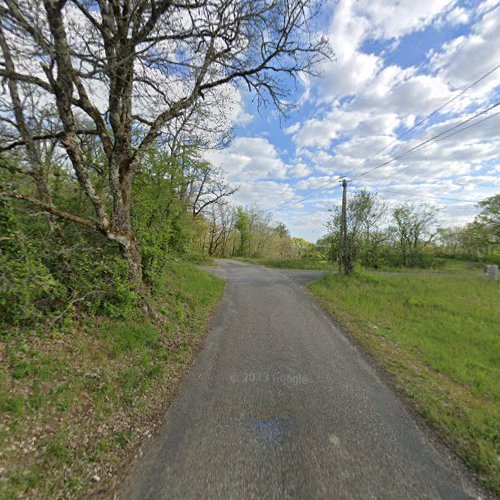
[120,260,479,500]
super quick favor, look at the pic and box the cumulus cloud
[206,0,499,240]
[430,5,500,93]
[206,137,288,181]
[284,123,300,135]
[442,6,470,26]
[288,163,312,178]
[232,181,296,209]
[351,0,456,40]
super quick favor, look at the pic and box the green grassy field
[242,256,489,276]
[310,272,500,495]
[0,261,224,499]
[239,257,337,270]
[381,258,485,275]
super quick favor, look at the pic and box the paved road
[120,260,479,500]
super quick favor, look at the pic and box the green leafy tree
[326,190,388,271]
[477,194,500,245]
[0,0,328,282]
[391,203,439,267]
[234,207,251,257]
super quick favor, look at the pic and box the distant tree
[391,203,439,267]
[436,227,464,253]
[170,148,237,218]
[247,208,275,257]
[476,194,500,245]
[314,234,335,260]
[273,222,292,258]
[275,223,290,239]
[234,207,251,257]
[206,201,235,257]
[326,189,388,271]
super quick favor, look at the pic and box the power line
[356,186,482,205]
[354,185,500,226]
[343,62,500,178]
[353,103,500,180]
[277,181,342,209]
[263,182,342,212]
[268,102,500,212]
[265,62,500,214]
[263,177,342,212]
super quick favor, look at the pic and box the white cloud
[351,0,456,40]
[443,6,470,26]
[353,74,451,115]
[311,0,458,104]
[227,88,254,125]
[476,0,500,15]
[288,163,312,178]
[284,123,300,135]
[233,181,296,209]
[206,137,288,181]
[296,175,339,190]
[430,5,500,93]
[293,117,339,148]
[335,136,395,159]
[208,0,499,241]
[316,51,381,103]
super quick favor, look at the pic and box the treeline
[1,144,300,328]
[0,0,328,329]
[200,205,317,260]
[317,190,500,270]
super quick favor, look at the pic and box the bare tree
[184,161,237,218]
[206,200,234,256]
[0,0,329,281]
[162,93,234,156]
[0,24,62,209]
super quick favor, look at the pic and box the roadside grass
[0,261,224,499]
[309,272,500,495]
[237,257,336,270]
[240,256,489,276]
[381,258,485,276]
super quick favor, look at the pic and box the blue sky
[206,0,500,241]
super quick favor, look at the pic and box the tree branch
[0,129,99,152]
[0,191,101,230]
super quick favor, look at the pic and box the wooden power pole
[339,178,349,275]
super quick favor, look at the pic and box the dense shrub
[0,196,139,330]
[0,201,67,327]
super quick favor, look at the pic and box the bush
[0,202,67,328]
[0,199,139,329]
[53,249,139,319]
[0,249,67,328]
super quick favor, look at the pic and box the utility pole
[339,178,349,275]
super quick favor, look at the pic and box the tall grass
[310,272,500,495]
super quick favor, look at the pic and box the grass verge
[0,261,224,499]
[310,272,500,495]
[237,257,336,270]
[380,258,485,276]
[239,257,488,275]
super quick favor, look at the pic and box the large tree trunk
[123,239,142,283]
[108,164,142,282]
[107,227,142,282]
